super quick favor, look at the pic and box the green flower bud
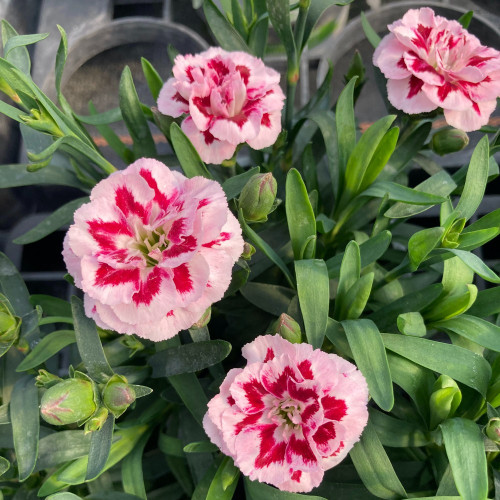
[485,418,500,444]
[0,294,21,358]
[84,407,109,434]
[345,50,366,87]
[36,370,62,388]
[20,106,64,137]
[270,314,302,344]
[239,173,277,223]
[442,218,466,249]
[429,375,462,429]
[241,242,256,260]
[431,128,469,156]
[102,374,136,418]
[40,378,97,426]
[191,307,211,329]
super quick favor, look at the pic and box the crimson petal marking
[297,360,314,380]
[235,411,263,435]
[240,377,267,412]
[312,421,337,455]
[236,65,250,85]
[132,266,164,306]
[139,168,177,212]
[115,185,148,222]
[291,470,302,483]
[207,57,230,78]
[172,263,194,295]
[192,96,212,118]
[202,232,231,248]
[255,425,287,469]
[168,218,188,243]
[263,348,275,363]
[301,400,320,424]
[286,434,318,466]
[163,235,197,259]
[261,113,271,127]
[262,366,297,398]
[321,395,347,421]
[94,263,140,288]
[88,219,132,251]
[411,24,432,51]
[287,379,317,403]
[407,75,424,99]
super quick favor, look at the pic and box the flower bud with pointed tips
[239,173,277,223]
[40,378,97,426]
[36,370,62,388]
[241,242,256,260]
[431,128,469,156]
[102,375,136,418]
[429,375,462,429]
[84,407,109,434]
[485,418,500,444]
[270,314,302,344]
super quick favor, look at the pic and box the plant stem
[294,0,311,53]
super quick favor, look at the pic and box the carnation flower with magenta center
[203,335,369,493]
[63,158,244,341]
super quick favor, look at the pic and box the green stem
[294,0,311,54]
[285,67,298,131]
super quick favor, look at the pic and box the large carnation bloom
[373,7,500,131]
[63,158,244,341]
[157,47,285,164]
[203,335,369,493]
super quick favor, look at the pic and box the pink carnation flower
[63,158,244,341]
[203,335,369,493]
[157,47,285,164]
[373,7,500,131]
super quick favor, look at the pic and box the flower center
[270,397,303,428]
[133,225,169,267]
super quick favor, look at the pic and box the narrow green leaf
[362,181,446,205]
[13,197,88,245]
[462,207,500,234]
[336,77,357,175]
[458,10,474,29]
[141,57,163,100]
[433,315,500,352]
[0,252,33,316]
[4,33,49,57]
[76,106,122,125]
[343,319,393,411]
[266,0,297,64]
[121,427,151,500]
[54,425,148,485]
[158,433,184,457]
[408,227,445,270]
[385,170,456,218]
[30,295,71,317]
[369,408,430,447]
[46,493,82,500]
[86,415,115,481]
[369,283,443,330]
[390,122,432,172]
[11,374,39,480]
[326,230,391,278]
[184,441,219,453]
[1,20,31,74]
[343,115,396,199]
[203,0,250,51]
[440,418,488,500]
[55,25,68,100]
[0,456,10,477]
[239,209,295,288]
[0,99,25,122]
[206,456,239,500]
[382,334,491,396]
[424,284,477,322]
[334,240,360,319]
[245,477,327,500]
[448,135,489,224]
[222,166,260,200]
[468,286,500,317]
[16,330,76,371]
[119,66,156,158]
[241,283,295,316]
[0,163,83,189]
[149,340,231,378]
[71,296,114,383]
[446,248,500,283]
[167,373,208,426]
[388,352,434,424]
[35,430,91,471]
[360,12,381,48]
[295,259,329,349]
[170,122,213,177]
[342,272,374,320]
[350,421,406,499]
[286,168,316,260]
[458,227,498,251]
[231,0,247,38]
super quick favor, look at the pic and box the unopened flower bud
[0,294,21,357]
[485,418,500,444]
[345,50,365,87]
[20,106,64,137]
[191,307,211,329]
[102,375,136,418]
[431,128,469,156]
[40,378,97,426]
[270,314,302,344]
[84,407,109,434]
[36,369,62,388]
[429,375,462,429]
[241,242,256,260]
[239,173,277,223]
